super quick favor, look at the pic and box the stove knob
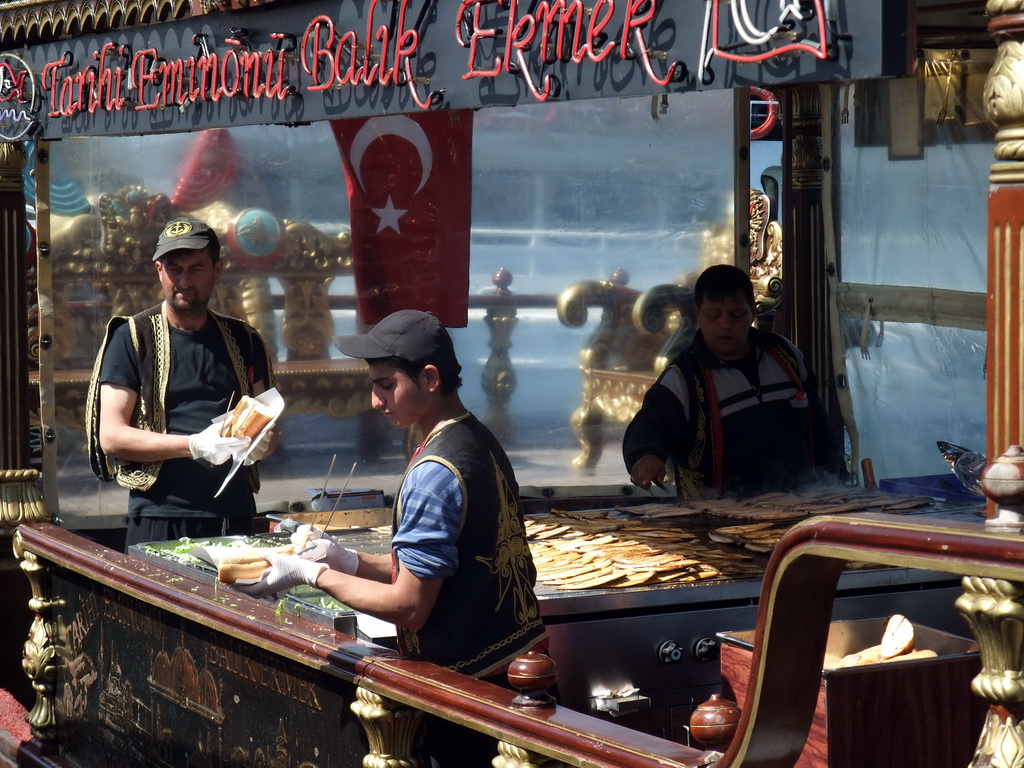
[692,637,719,662]
[657,640,684,664]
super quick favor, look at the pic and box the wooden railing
[12,513,1019,768]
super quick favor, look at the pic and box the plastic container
[878,473,982,503]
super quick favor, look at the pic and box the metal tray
[128,536,358,635]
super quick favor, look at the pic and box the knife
[651,478,671,495]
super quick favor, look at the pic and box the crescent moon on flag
[349,115,433,194]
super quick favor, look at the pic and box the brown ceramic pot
[689,693,741,748]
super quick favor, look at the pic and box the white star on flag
[372,196,407,233]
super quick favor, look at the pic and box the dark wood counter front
[12,514,1024,768]
[11,523,708,768]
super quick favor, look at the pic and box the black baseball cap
[335,309,462,378]
[152,217,220,261]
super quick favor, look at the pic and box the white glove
[188,421,249,465]
[243,430,273,466]
[235,552,326,597]
[291,526,359,575]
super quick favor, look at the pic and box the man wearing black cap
[237,309,547,767]
[86,216,277,550]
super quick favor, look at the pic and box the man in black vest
[624,264,845,499]
[87,216,277,550]
[238,309,547,766]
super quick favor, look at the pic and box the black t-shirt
[99,321,259,520]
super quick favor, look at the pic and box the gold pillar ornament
[13,531,60,749]
[350,685,424,768]
[956,576,1024,768]
[0,469,48,535]
[986,1,1024,491]
[482,268,518,437]
[493,740,566,768]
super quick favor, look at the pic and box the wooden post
[782,86,835,424]
[985,2,1024,520]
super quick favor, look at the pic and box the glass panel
[836,74,991,482]
[44,90,736,527]
[844,322,986,483]
[838,77,991,292]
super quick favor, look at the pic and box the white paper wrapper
[214,387,285,498]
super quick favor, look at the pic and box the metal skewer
[220,392,236,437]
[322,461,357,534]
[317,453,338,515]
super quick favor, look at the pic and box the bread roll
[880,614,915,659]
[881,649,937,663]
[227,395,274,439]
[840,644,883,667]
[217,544,294,583]
[217,550,272,583]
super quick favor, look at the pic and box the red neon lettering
[457,1,502,79]
[301,15,338,91]
[132,50,162,110]
[194,55,218,102]
[300,1,420,92]
[220,50,241,98]
[535,0,585,63]
[92,43,127,111]
[586,0,617,63]
[42,53,83,117]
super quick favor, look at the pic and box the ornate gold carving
[570,370,659,471]
[13,531,61,746]
[789,85,821,123]
[972,709,1024,768]
[350,685,424,768]
[494,740,565,768]
[632,283,695,372]
[280,276,336,360]
[0,469,50,536]
[0,0,190,46]
[0,141,27,192]
[791,134,823,188]
[956,576,1024,768]
[987,1,1024,19]
[33,186,364,433]
[558,273,671,471]
[957,577,1024,705]
[749,189,783,316]
[482,305,518,436]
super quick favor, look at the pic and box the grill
[131,491,983,743]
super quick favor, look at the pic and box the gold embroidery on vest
[475,453,539,625]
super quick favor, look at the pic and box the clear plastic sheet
[43,92,738,522]
[836,75,991,482]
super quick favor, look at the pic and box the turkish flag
[330,111,473,327]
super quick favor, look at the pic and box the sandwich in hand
[226,395,275,440]
[217,544,294,584]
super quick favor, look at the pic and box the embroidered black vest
[85,305,274,492]
[394,414,546,678]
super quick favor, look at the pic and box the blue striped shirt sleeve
[392,460,465,580]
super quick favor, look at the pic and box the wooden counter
[11,523,707,768]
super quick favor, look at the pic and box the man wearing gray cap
[86,216,277,550]
[237,309,547,767]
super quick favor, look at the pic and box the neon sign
[41,42,295,117]
[23,0,846,133]
[456,0,684,100]
[697,0,830,85]
[0,53,39,140]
